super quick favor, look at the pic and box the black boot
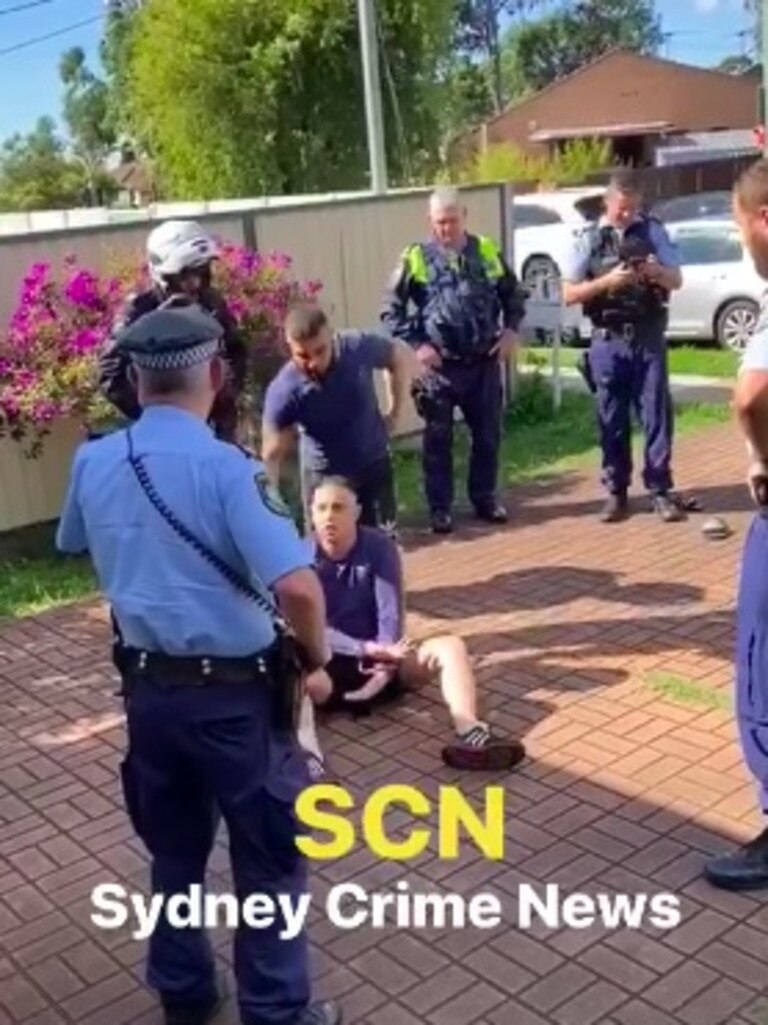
[600,492,628,523]
[164,989,225,1025]
[473,502,508,524]
[651,492,686,522]
[704,826,768,891]
[430,510,453,534]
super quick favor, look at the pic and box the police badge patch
[255,472,291,518]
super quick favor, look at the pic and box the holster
[268,629,307,733]
[576,351,596,394]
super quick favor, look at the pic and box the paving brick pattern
[1,421,767,1024]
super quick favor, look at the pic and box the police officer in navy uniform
[705,159,768,891]
[98,220,247,442]
[57,305,342,1025]
[382,186,526,534]
[562,170,689,524]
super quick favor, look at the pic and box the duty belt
[115,643,276,687]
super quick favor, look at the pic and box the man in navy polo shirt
[261,302,413,536]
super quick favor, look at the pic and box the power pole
[357,0,388,193]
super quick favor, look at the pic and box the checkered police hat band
[131,338,220,370]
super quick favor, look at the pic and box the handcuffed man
[299,476,526,773]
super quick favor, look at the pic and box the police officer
[57,306,341,1025]
[382,186,526,534]
[98,219,247,442]
[562,170,688,523]
[705,159,768,891]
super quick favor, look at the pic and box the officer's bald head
[429,186,467,249]
[734,159,768,278]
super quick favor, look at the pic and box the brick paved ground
[1,420,768,1025]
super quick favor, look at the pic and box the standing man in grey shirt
[706,158,768,891]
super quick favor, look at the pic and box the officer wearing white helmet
[98,219,247,442]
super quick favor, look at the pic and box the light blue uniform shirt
[740,292,768,372]
[561,215,682,283]
[56,406,312,656]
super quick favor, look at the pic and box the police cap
[117,304,224,371]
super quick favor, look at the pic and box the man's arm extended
[260,419,296,488]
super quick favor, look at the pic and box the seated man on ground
[301,476,526,772]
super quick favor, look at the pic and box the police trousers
[736,515,768,813]
[301,454,398,535]
[588,324,674,496]
[119,671,311,1024]
[414,358,503,514]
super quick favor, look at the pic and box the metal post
[357,0,388,193]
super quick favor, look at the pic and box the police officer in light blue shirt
[704,160,768,892]
[56,305,342,1025]
[561,169,693,524]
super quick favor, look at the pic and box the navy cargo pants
[414,357,502,515]
[736,514,768,814]
[588,323,674,496]
[119,672,311,1025]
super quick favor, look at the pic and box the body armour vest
[582,216,669,328]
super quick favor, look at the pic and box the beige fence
[0,184,508,533]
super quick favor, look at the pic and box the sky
[0,0,757,144]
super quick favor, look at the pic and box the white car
[665,218,763,349]
[511,187,606,289]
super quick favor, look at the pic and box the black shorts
[324,654,405,715]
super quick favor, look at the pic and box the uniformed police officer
[382,186,526,534]
[98,219,247,442]
[57,306,342,1025]
[562,170,688,524]
[704,159,768,891]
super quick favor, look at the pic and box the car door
[666,224,744,337]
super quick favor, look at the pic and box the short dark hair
[310,475,358,502]
[607,168,642,197]
[734,158,768,212]
[284,302,328,343]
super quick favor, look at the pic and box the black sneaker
[651,492,686,522]
[600,493,628,523]
[164,990,224,1025]
[474,503,508,524]
[703,826,768,891]
[442,724,526,771]
[430,511,453,534]
[296,1001,343,1024]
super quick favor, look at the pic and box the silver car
[665,218,763,350]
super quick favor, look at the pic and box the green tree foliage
[0,117,87,212]
[507,0,663,94]
[119,0,453,199]
[455,0,544,113]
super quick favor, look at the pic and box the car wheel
[522,255,560,300]
[715,299,759,351]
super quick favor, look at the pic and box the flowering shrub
[0,240,322,456]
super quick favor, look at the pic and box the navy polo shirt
[263,330,394,476]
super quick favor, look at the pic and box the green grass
[524,344,740,379]
[644,671,731,712]
[0,377,731,620]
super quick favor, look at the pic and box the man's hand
[383,411,398,435]
[490,329,520,360]
[604,264,637,292]
[305,668,334,704]
[415,343,442,373]
[748,458,768,508]
[343,665,395,704]
[363,638,412,663]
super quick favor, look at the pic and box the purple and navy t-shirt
[263,330,394,475]
[312,526,404,652]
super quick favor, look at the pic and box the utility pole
[357,0,388,193]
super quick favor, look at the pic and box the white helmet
[146,220,219,284]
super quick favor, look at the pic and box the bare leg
[401,635,479,734]
[400,634,526,771]
[297,692,324,779]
